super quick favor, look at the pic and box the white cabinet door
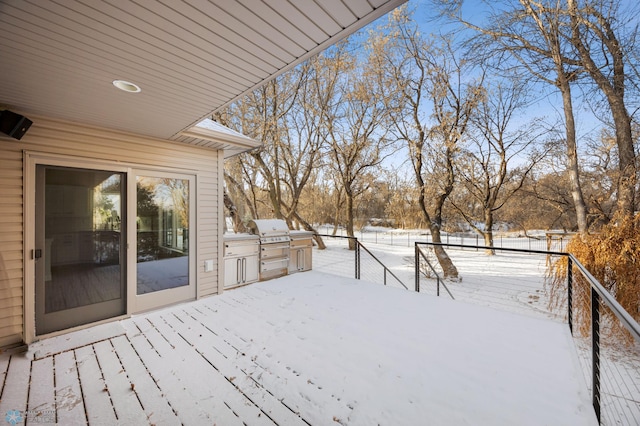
[244,255,259,283]
[224,255,259,288]
[224,257,240,288]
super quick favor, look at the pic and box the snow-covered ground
[313,236,562,320]
[2,271,598,425]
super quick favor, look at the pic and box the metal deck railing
[312,234,408,289]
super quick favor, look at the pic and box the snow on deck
[0,271,596,425]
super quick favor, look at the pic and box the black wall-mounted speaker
[0,110,33,140]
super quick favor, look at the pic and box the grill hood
[248,219,290,238]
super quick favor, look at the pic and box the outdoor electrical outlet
[204,260,214,272]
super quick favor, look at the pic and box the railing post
[355,239,360,280]
[414,243,420,292]
[591,287,601,424]
[567,256,573,335]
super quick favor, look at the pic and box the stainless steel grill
[248,219,290,281]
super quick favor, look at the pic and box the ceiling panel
[316,0,358,26]
[0,0,406,146]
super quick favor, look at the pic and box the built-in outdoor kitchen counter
[289,230,313,274]
[223,220,314,290]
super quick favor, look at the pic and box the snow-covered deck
[0,272,597,425]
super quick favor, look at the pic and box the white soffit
[0,0,406,147]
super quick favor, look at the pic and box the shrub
[548,213,640,343]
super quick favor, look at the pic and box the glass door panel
[134,173,194,311]
[35,165,126,335]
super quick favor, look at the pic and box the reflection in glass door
[136,176,191,298]
[35,166,126,335]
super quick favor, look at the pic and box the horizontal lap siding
[0,116,221,347]
[0,141,25,347]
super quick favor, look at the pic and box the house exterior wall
[0,116,222,347]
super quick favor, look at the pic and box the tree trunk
[483,209,495,255]
[293,211,326,250]
[346,190,356,250]
[224,170,257,221]
[223,188,247,233]
[429,222,459,279]
[558,76,589,233]
[332,186,343,236]
[611,102,636,217]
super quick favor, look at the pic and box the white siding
[0,116,222,347]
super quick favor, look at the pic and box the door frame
[24,152,198,343]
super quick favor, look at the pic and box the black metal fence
[415,242,640,425]
[315,225,572,252]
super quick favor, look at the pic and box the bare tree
[217,63,327,247]
[566,0,638,218]
[323,42,397,248]
[452,78,549,252]
[447,0,638,220]
[370,7,483,278]
[442,0,590,232]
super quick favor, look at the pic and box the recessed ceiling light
[112,79,141,93]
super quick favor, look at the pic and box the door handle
[241,257,247,283]
[33,249,42,260]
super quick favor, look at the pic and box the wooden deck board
[194,295,355,421]
[93,340,148,425]
[0,354,9,396]
[75,345,119,425]
[0,290,372,425]
[0,355,30,418]
[125,322,211,425]
[54,351,87,424]
[109,334,181,425]
[27,356,56,421]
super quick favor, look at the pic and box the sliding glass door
[35,165,126,334]
[32,160,196,336]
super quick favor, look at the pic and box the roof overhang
[178,119,262,158]
[0,0,405,155]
